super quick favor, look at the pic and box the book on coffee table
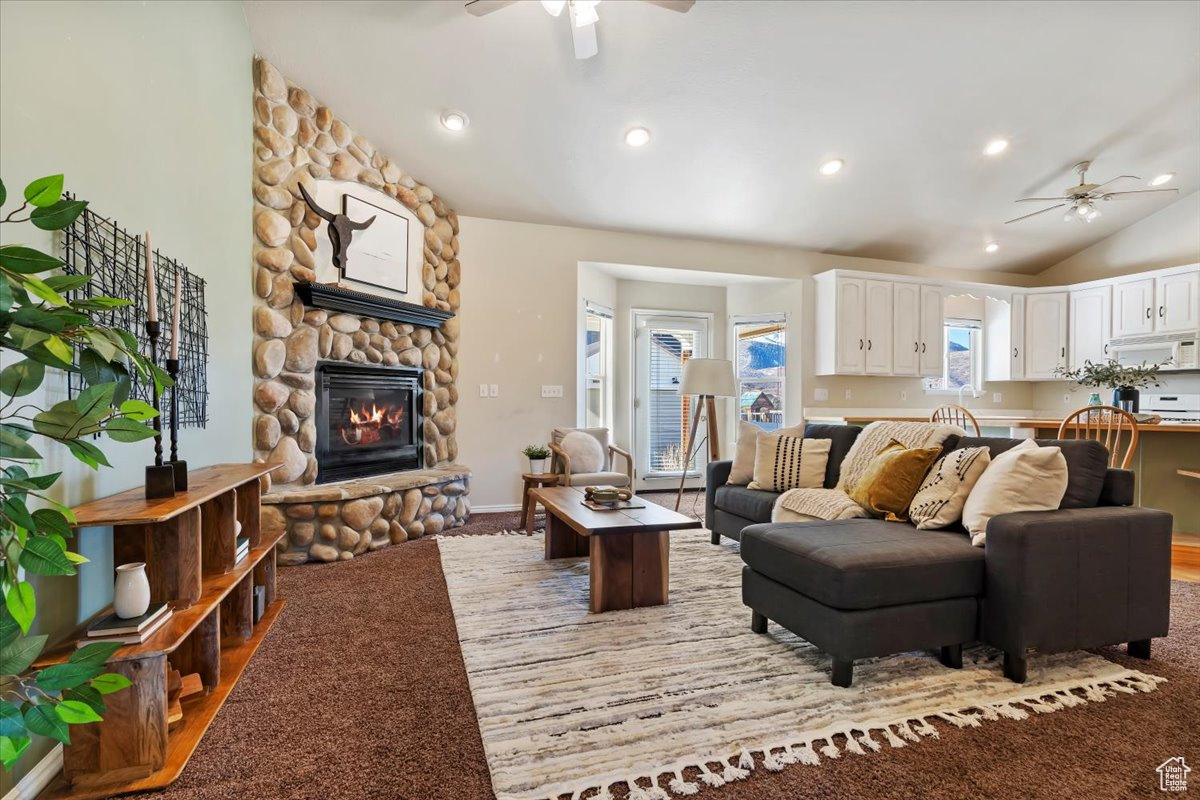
[581,499,646,512]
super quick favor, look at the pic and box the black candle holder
[144,320,176,500]
[165,357,188,491]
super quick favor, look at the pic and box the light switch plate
[479,383,488,398]
[541,385,564,398]
[899,390,907,401]
[844,389,852,401]
[1063,393,1071,404]
[489,384,499,397]
[993,392,1002,403]
[813,388,829,402]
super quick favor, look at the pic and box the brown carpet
[127,508,1198,800]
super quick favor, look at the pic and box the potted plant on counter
[1054,357,1169,412]
[522,444,551,474]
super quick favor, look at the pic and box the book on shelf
[79,607,172,647]
[86,602,170,638]
[235,535,250,564]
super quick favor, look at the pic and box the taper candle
[144,230,158,322]
[170,273,181,360]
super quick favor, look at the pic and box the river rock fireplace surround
[250,58,469,564]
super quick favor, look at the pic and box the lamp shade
[678,358,735,397]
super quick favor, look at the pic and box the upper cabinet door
[1069,286,1111,368]
[1156,271,1200,333]
[918,284,945,377]
[1113,277,1155,338]
[1024,292,1068,379]
[892,282,921,376]
[1010,293,1026,380]
[863,280,894,374]
[835,278,866,374]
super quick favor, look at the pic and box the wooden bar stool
[520,472,559,532]
[930,403,981,435]
[1057,405,1140,469]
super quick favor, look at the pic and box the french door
[633,311,711,484]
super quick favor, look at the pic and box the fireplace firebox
[315,362,423,483]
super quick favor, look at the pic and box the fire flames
[339,401,404,446]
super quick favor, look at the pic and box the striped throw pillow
[748,435,831,492]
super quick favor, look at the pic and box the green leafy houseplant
[0,174,172,768]
[522,445,551,460]
[1054,358,1169,390]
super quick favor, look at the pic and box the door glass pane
[584,310,611,428]
[648,328,697,473]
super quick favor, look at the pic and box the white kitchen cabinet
[892,281,921,376]
[1069,286,1111,367]
[834,278,866,374]
[1113,277,1155,338]
[1024,291,1068,379]
[919,284,945,377]
[864,280,894,374]
[983,294,1025,381]
[1156,271,1199,333]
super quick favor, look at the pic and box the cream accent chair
[548,427,634,491]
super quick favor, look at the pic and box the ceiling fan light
[1086,209,1101,222]
[541,0,567,16]
[1075,203,1091,216]
[1150,173,1175,187]
[1063,212,1075,223]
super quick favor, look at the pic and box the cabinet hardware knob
[921,342,926,353]
[1146,307,1152,319]
[1061,347,1065,358]
[914,342,918,352]
[867,339,872,350]
[859,338,863,350]
[1013,347,1018,358]
[1159,306,1165,318]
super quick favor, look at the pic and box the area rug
[437,530,1164,800]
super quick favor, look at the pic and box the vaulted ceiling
[243,0,1200,275]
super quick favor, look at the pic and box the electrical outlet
[844,389,852,401]
[993,392,1002,403]
[813,388,829,402]
[900,390,907,401]
[479,383,488,398]
[541,385,563,398]
[1063,393,1071,404]
[489,384,500,397]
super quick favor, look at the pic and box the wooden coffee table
[529,486,702,613]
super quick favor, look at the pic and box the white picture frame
[342,194,409,294]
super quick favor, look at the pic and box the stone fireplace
[249,58,469,564]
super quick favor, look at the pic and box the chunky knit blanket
[775,421,963,521]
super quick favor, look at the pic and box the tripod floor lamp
[675,358,736,511]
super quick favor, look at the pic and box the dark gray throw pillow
[952,437,1108,509]
[804,423,862,489]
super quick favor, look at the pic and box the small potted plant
[1054,358,1169,412]
[522,444,552,474]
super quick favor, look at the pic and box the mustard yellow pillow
[849,439,943,521]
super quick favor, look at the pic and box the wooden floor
[1173,533,1200,583]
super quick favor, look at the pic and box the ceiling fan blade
[641,0,696,11]
[572,20,598,59]
[1101,188,1180,199]
[1086,175,1139,194]
[1005,204,1066,224]
[464,0,518,16]
[1015,196,1068,203]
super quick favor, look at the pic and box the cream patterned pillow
[749,434,831,492]
[727,421,804,485]
[909,446,991,530]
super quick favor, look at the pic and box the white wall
[455,215,1033,508]
[0,0,252,788]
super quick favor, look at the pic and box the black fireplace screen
[315,363,422,483]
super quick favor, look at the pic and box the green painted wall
[0,0,253,789]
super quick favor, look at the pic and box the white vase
[528,458,548,474]
[113,562,151,619]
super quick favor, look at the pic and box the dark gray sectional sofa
[706,424,1174,687]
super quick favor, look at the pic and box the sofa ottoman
[741,519,984,687]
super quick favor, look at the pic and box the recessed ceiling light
[624,127,651,147]
[983,138,1009,156]
[439,110,469,132]
[984,242,999,254]
[819,158,844,176]
[1150,173,1175,186]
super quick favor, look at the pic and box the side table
[521,472,560,532]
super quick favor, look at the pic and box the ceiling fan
[465,0,695,60]
[1005,160,1179,225]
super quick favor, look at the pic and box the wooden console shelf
[36,463,283,800]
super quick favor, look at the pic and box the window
[923,318,982,392]
[733,317,786,431]
[634,312,710,477]
[583,302,613,429]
